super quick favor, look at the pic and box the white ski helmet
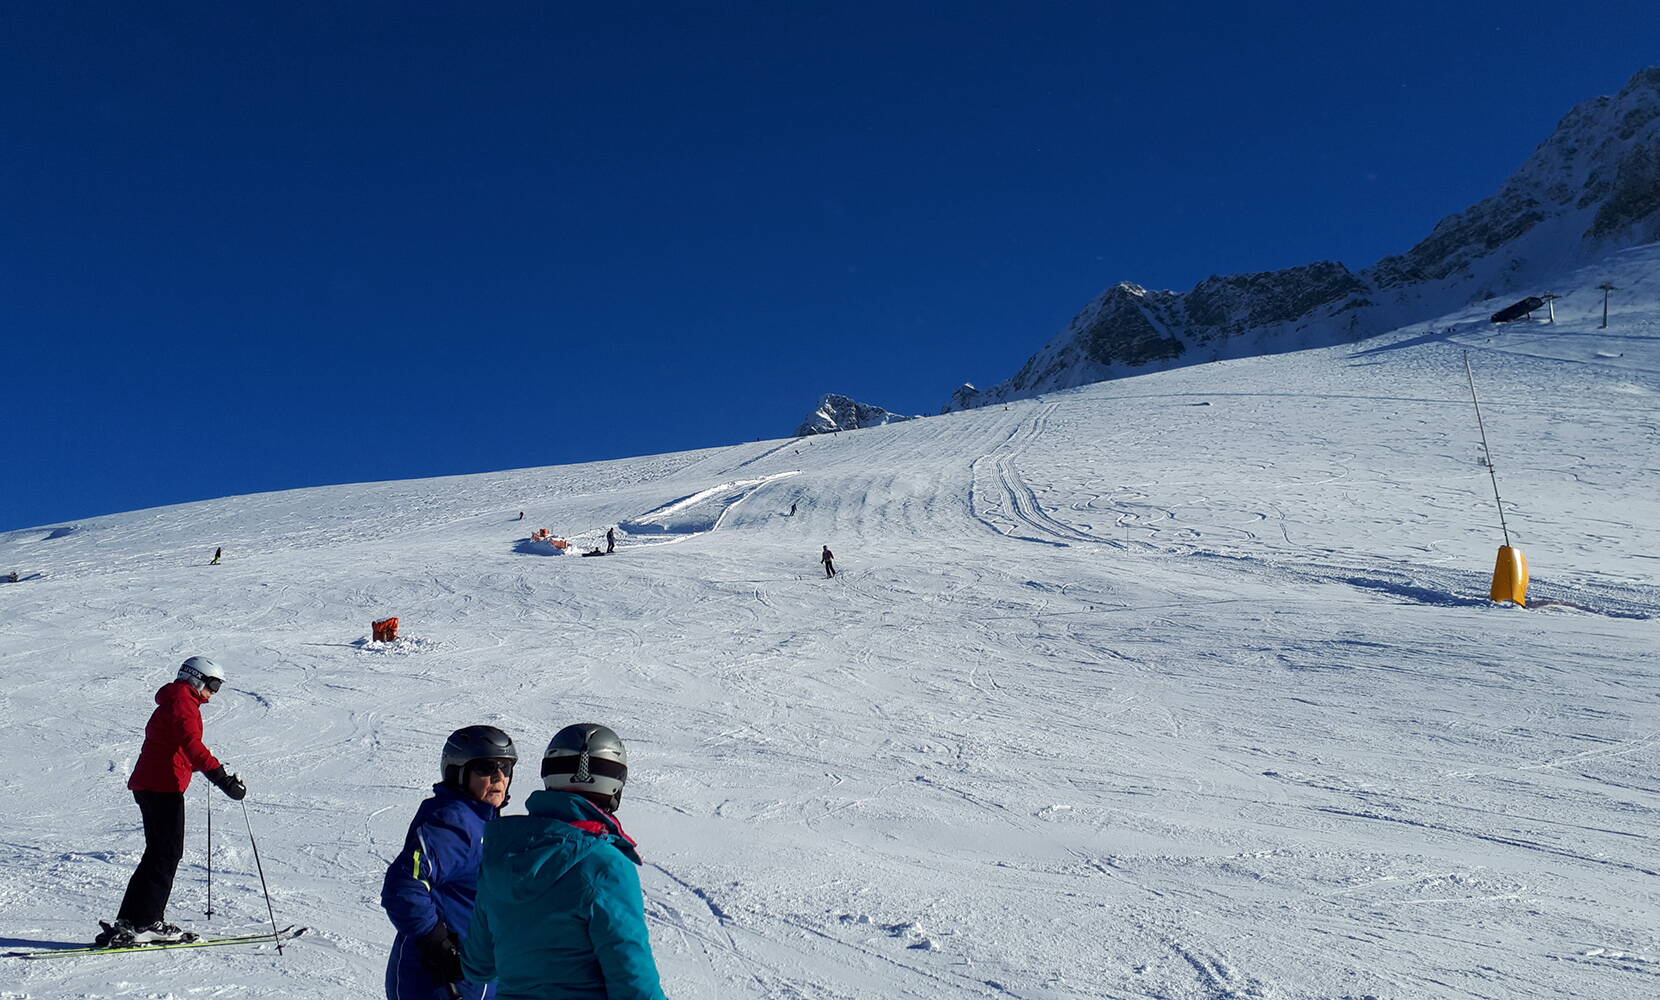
[176,656,225,693]
[541,723,628,805]
[441,725,518,788]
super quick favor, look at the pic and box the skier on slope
[381,726,517,1000]
[462,724,666,1000]
[821,545,836,578]
[95,656,247,947]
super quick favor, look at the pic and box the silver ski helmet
[177,656,225,693]
[541,723,628,805]
[441,725,518,788]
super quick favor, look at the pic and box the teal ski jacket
[461,790,666,1000]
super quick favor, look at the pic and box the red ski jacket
[128,680,223,793]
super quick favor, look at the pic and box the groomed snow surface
[2,246,1658,999]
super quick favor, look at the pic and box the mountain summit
[947,67,1660,411]
[795,393,917,436]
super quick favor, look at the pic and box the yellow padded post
[1491,545,1529,606]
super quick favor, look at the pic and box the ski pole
[240,800,285,955]
[205,785,215,918]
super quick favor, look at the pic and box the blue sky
[4,3,1656,531]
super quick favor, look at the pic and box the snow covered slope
[949,68,1660,411]
[1,246,1657,999]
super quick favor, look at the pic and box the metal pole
[205,786,214,918]
[1464,352,1511,547]
[1599,282,1616,328]
[240,801,285,955]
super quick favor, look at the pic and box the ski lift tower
[1598,282,1617,328]
[1540,292,1560,324]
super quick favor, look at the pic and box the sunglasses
[468,759,514,779]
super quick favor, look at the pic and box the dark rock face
[1076,285,1188,367]
[796,394,916,436]
[1589,142,1660,238]
[944,67,1660,412]
[1183,262,1368,336]
[947,383,985,411]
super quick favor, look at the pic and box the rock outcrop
[796,394,917,436]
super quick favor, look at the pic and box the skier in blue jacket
[462,723,666,1000]
[382,726,518,1000]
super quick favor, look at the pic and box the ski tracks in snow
[642,861,1029,999]
[969,405,1118,548]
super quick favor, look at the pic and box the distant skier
[382,726,515,1000]
[210,547,222,565]
[821,545,836,578]
[95,657,246,948]
[789,502,797,516]
[606,527,615,554]
[463,724,666,1000]
[517,511,524,521]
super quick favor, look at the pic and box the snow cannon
[1489,546,1529,606]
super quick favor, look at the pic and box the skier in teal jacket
[462,724,665,1000]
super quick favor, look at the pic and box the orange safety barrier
[372,617,400,642]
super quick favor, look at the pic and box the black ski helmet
[541,723,628,807]
[441,725,518,788]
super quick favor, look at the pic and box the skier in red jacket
[95,656,248,947]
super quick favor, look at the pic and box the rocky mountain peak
[795,394,916,437]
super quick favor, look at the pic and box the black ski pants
[118,790,186,925]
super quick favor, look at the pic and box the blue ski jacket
[461,790,665,1000]
[381,783,501,1000]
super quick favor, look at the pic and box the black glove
[416,921,463,984]
[204,765,247,801]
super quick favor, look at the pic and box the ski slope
[2,245,1657,999]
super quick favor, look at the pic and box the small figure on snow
[5,570,18,583]
[382,726,516,1000]
[789,502,797,516]
[210,547,222,565]
[463,724,667,1000]
[606,527,615,554]
[95,657,246,948]
[821,545,836,578]
[517,511,524,521]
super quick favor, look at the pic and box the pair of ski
[7,924,306,960]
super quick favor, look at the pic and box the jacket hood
[156,679,206,706]
[489,799,602,904]
[484,791,640,905]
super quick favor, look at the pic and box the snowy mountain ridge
[948,66,1660,411]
